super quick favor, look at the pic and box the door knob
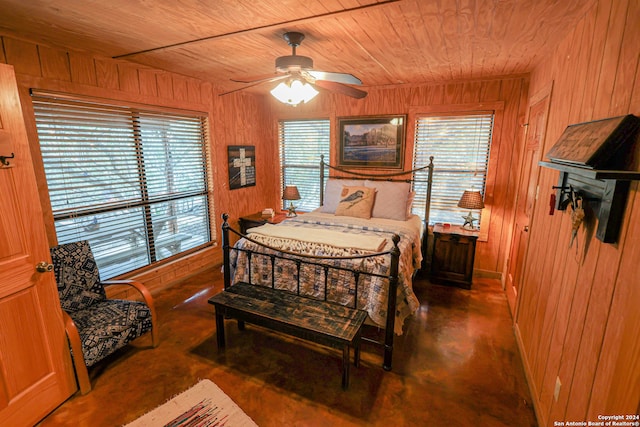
[36,261,53,273]
[524,226,529,232]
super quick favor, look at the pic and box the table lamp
[457,190,484,230]
[283,185,301,217]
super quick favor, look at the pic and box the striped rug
[125,379,258,427]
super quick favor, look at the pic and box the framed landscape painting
[227,145,256,190]
[338,115,406,168]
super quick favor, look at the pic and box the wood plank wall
[0,35,275,295]
[212,91,279,234]
[515,0,640,424]
[269,75,530,276]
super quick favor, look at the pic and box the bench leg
[354,340,361,367]
[215,311,226,349]
[342,345,350,390]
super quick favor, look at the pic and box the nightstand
[238,211,289,234]
[430,224,479,289]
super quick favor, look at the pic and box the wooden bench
[208,282,367,389]
[208,213,401,389]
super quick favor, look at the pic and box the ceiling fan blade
[313,80,367,99]
[231,74,282,84]
[219,75,288,96]
[307,70,362,85]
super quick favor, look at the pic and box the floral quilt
[229,212,422,335]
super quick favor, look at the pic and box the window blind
[279,119,330,212]
[32,92,212,279]
[412,113,494,226]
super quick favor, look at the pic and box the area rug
[125,379,258,426]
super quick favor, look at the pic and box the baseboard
[473,268,502,280]
[513,323,543,427]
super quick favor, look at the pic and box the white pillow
[365,180,412,221]
[321,178,365,213]
[406,191,416,218]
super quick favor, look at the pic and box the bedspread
[229,212,422,335]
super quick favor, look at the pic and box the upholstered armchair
[50,240,159,394]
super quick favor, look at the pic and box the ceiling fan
[221,32,367,102]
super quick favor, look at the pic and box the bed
[225,155,434,369]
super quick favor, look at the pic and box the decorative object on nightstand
[431,224,479,289]
[283,185,301,217]
[457,190,484,230]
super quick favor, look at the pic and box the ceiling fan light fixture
[270,79,318,106]
[225,31,366,100]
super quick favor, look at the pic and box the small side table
[238,211,289,234]
[430,224,479,289]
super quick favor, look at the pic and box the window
[278,119,330,212]
[412,113,494,226]
[33,91,212,279]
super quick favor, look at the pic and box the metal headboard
[319,154,435,226]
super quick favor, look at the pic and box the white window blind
[279,119,330,212]
[412,113,494,226]
[33,92,212,279]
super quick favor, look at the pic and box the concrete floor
[39,267,537,426]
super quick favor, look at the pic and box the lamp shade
[457,190,485,210]
[282,185,301,201]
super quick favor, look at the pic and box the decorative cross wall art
[228,145,256,190]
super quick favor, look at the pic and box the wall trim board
[514,323,544,426]
[408,101,505,115]
[473,268,502,280]
[17,74,213,112]
[371,73,531,92]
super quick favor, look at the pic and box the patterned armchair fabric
[51,240,105,313]
[50,240,154,368]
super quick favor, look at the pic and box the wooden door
[506,86,552,316]
[0,64,76,425]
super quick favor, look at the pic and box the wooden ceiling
[0,0,594,95]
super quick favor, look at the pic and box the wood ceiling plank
[394,0,440,82]
[436,0,463,81]
[452,0,476,80]
[0,0,596,91]
[382,1,434,84]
